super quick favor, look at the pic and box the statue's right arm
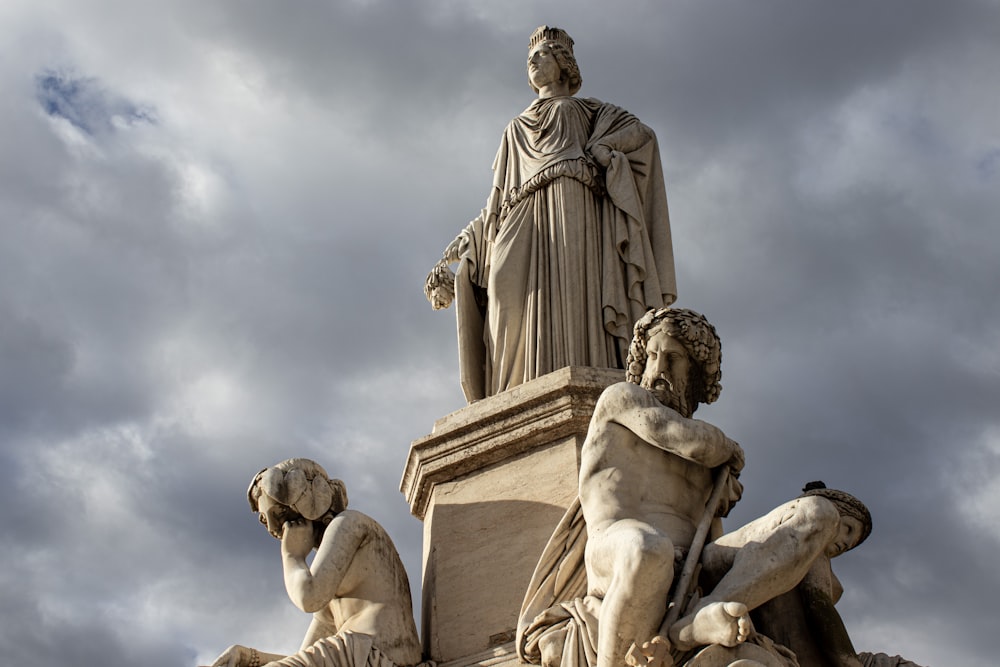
[441,224,472,264]
[425,221,476,310]
[281,511,368,613]
[596,383,743,471]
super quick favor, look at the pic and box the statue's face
[527,41,562,90]
[826,515,865,558]
[257,491,299,539]
[640,328,692,414]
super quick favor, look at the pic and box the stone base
[400,367,622,664]
[436,643,520,667]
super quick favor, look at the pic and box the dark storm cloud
[1,1,997,666]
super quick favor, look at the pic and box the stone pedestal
[400,366,622,666]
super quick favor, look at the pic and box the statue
[426,26,676,402]
[745,482,874,667]
[517,309,881,667]
[203,459,425,667]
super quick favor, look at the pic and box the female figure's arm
[280,512,367,614]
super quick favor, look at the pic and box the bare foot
[668,601,751,650]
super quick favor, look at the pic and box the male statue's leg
[585,521,675,667]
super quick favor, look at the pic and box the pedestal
[400,367,622,665]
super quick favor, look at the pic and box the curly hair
[248,458,348,537]
[800,481,873,550]
[625,307,722,406]
[527,31,582,95]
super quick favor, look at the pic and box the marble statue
[426,25,676,402]
[203,459,425,667]
[745,482,873,667]
[517,309,879,667]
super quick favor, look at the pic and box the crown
[529,25,575,53]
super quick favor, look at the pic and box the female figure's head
[527,26,582,96]
[248,458,348,539]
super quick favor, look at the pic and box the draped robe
[454,96,676,401]
[268,632,433,667]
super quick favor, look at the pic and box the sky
[1,1,998,665]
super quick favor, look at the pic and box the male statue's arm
[280,510,368,613]
[597,383,744,471]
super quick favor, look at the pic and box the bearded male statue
[518,309,887,667]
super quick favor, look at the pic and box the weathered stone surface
[401,367,621,664]
[434,644,521,667]
[401,366,623,520]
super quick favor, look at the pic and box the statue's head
[800,481,873,556]
[626,308,722,417]
[248,458,348,540]
[527,26,582,96]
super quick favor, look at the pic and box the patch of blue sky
[35,70,156,135]
[975,148,1000,181]
[883,111,944,156]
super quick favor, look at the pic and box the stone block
[400,366,621,663]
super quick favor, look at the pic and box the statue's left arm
[585,100,677,310]
[587,117,655,167]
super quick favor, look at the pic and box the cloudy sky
[1,1,998,665]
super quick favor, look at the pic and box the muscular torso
[580,421,714,548]
[579,383,733,549]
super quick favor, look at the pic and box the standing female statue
[427,26,676,402]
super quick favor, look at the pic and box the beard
[642,375,691,417]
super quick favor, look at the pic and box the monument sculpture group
[204,26,925,667]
